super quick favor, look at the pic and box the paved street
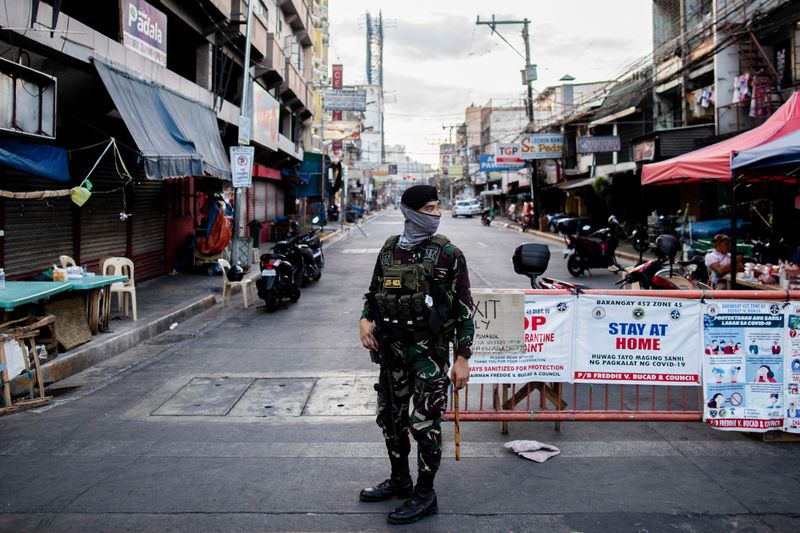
[1,212,798,533]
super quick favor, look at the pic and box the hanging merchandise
[732,73,750,104]
[70,186,92,206]
[749,75,772,118]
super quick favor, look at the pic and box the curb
[10,295,217,396]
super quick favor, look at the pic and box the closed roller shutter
[254,180,267,220]
[265,181,285,220]
[3,172,74,277]
[80,163,129,270]
[132,179,166,280]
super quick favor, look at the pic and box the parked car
[452,199,480,218]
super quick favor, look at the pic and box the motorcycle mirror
[311,216,320,224]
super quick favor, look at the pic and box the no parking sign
[229,146,254,188]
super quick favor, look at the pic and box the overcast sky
[328,0,653,166]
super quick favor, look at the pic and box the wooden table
[736,274,779,291]
[0,281,73,312]
[66,275,128,334]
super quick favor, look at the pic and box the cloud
[385,14,494,62]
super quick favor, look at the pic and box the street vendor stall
[642,93,800,287]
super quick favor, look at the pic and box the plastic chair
[59,255,76,268]
[102,257,137,321]
[218,258,253,308]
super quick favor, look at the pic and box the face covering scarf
[399,203,440,249]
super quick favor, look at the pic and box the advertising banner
[520,134,564,160]
[573,295,701,385]
[480,154,525,172]
[469,292,574,384]
[120,0,167,67]
[577,136,621,154]
[702,300,786,432]
[252,83,280,150]
[785,303,800,432]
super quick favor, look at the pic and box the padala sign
[121,0,167,66]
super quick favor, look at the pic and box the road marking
[476,241,488,248]
[341,248,381,254]
[0,439,775,459]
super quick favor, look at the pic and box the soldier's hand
[451,356,470,390]
[360,318,379,351]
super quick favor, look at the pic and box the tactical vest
[374,234,456,337]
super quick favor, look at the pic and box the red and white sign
[332,64,343,89]
[573,294,702,385]
[497,143,524,165]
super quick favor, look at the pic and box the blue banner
[479,154,524,172]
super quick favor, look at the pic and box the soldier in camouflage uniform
[359,185,474,525]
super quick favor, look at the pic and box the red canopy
[642,92,800,185]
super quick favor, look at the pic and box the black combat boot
[359,475,413,502]
[387,472,437,525]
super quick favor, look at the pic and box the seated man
[704,234,742,289]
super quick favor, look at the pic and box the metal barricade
[445,289,799,432]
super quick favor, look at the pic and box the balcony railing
[266,33,285,71]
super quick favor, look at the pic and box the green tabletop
[66,275,128,290]
[0,281,73,311]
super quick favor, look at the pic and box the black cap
[401,185,438,210]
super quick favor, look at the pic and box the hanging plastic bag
[70,186,92,207]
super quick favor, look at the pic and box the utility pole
[476,15,541,228]
[231,0,255,267]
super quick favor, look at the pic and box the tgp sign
[497,143,523,164]
[121,0,167,66]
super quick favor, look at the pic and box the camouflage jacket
[361,235,475,358]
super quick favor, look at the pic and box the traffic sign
[229,145,255,188]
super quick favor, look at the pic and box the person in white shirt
[705,234,735,288]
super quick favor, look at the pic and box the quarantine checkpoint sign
[573,294,702,385]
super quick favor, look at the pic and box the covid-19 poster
[783,302,800,433]
[572,295,701,385]
[702,300,786,432]
[468,292,574,383]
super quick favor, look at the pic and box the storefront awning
[557,176,596,190]
[0,137,71,182]
[94,60,231,181]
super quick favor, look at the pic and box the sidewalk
[7,213,377,398]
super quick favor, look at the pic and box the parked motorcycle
[564,216,620,277]
[295,216,325,286]
[327,204,340,222]
[610,235,710,290]
[513,242,582,290]
[481,208,493,226]
[256,231,304,312]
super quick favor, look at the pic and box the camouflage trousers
[376,338,451,475]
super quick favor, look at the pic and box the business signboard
[252,83,280,150]
[497,143,523,164]
[578,136,621,154]
[479,154,524,172]
[323,89,367,111]
[633,139,656,162]
[332,64,343,89]
[520,134,564,160]
[120,0,167,67]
